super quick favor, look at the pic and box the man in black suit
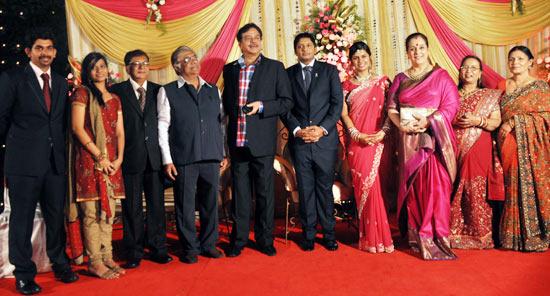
[222,23,293,257]
[283,32,343,252]
[158,45,226,264]
[0,28,78,295]
[110,50,172,269]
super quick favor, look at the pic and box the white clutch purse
[400,107,435,127]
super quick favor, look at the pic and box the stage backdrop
[65,0,549,87]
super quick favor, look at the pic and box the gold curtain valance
[429,0,550,45]
[66,0,236,68]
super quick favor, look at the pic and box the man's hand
[164,163,178,181]
[244,101,262,115]
[296,126,325,143]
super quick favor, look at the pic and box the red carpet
[1,219,549,296]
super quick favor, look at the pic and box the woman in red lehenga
[341,42,394,253]
[70,52,126,278]
[498,46,549,252]
[449,56,504,249]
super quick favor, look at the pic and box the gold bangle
[84,141,93,147]
[94,152,105,162]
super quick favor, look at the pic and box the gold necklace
[459,87,479,98]
[407,65,432,81]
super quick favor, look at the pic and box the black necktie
[303,66,312,91]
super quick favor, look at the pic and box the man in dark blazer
[0,28,78,295]
[158,45,226,264]
[110,50,172,269]
[283,32,343,252]
[222,23,293,257]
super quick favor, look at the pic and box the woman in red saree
[450,56,504,249]
[387,33,459,260]
[498,46,549,252]
[71,52,126,278]
[341,42,394,253]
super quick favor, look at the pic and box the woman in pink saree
[341,42,394,253]
[387,33,459,260]
[450,56,504,249]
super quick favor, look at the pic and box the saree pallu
[387,66,459,260]
[450,88,504,249]
[498,80,550,252]
[344,76,394,253]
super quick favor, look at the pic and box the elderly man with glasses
[157,46,227,264]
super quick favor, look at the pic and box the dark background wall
[0,0,69,75]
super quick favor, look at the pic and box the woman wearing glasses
[449,55,504,249]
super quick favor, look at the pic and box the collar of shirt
[237,54,262,69]
[299,59,315,70]
[29,61,52,87]
[177,75,211,90]
[129,78,147,92]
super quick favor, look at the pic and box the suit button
[48,137,52,141]
[145,136,149,141]
[144,122,147,127]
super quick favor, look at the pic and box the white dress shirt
[29,61,51,89]
[157,75,223,165]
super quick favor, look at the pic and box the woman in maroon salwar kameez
[450,56,504,249]
[387,33,459,260]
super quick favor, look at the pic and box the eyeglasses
[179,55,198,65]
[129,61,150,67]
[460,66,480,71]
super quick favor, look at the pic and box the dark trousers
[292,147,337,241]
[7,155,70,280]
[173,161,219,255]
[230,147,275,248]
[122,162,167,260]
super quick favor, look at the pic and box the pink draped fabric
[199,0,246,84]
[83,0,217,21]
[387,67,459,259]
[343,77,394,253]
[419,0,505,88]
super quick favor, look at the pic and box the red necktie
[41,73,52,112]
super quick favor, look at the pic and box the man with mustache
[0,28,79,295]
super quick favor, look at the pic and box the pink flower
[319,12,324,17]
[537,58,543,64]
[323,16,329,21]
[545,56,550,63]
[315,18,320,23]
[331,25,337,30]
[322,29,329,36]
[304,15,310,21]
[324,5,330,11]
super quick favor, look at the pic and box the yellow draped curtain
[430,0,550,45]
[65,0,236,68]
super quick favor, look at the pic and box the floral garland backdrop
[301,0,366,81]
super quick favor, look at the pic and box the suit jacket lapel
[294,66,307,98]
[307,62,322,99]
[25,66,48,113]
[50,73,62,115]
[124,80,143,117]
[144,83,156,114]
[247,56,265,103]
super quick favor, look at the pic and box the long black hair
[458,55,485,90]
[81,52,108,107]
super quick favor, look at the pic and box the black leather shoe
[123,258,141,269]
[323,240,339,251]
[180,254,198,264]
[149,254,173,264]
[15,280,41,295]
[201,248,224,259]
[54,269,79,283]
[225,246,243,258]
[259,245,277,256]
[300,240,315,251]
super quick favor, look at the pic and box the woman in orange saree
[449,56,504,249]
[498,46,549,252]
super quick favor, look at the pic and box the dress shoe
[323,240,339,251]
[54,269,79,283]
[300,240,315,251]
[149,254,173,264]
[201,248,224,258]
[225,246,243,258]
[259,245,277,256]
[15,279,41,295]
[180,254,198,264]
[123,258,141,269]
